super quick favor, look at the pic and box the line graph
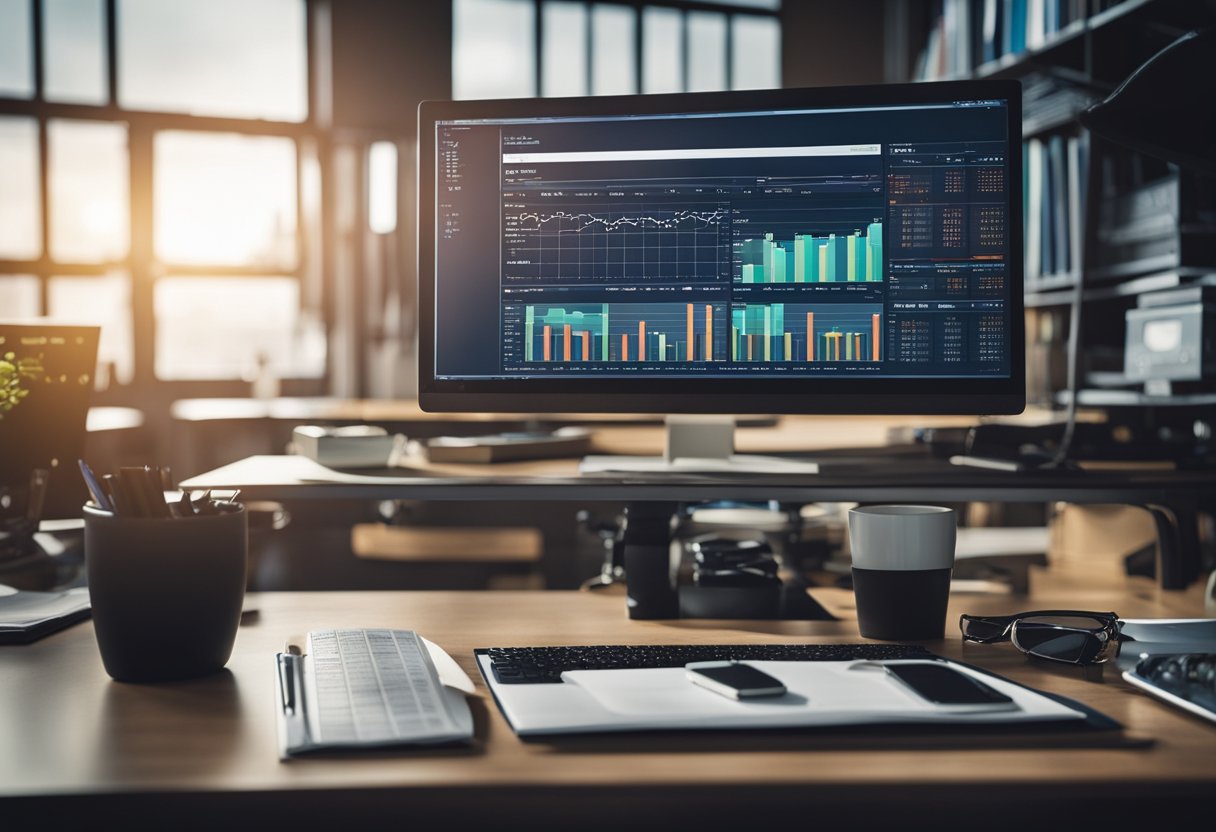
[503,203,729,284]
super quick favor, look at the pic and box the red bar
[704,305,713,361]
[581,331,590,361]
[871,313,880,361]
[806,312,814,361]
[543,325,551,361]
[686,304,694,361]
[563,324,571,361]
[621,333,628,362]
[638,321,646,362]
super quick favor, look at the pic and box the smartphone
[685,661,787,699]
[883,662,1017,711]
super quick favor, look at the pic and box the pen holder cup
[84,504,247,683]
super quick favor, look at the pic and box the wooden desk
[3,577,1214,827]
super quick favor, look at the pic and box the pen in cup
[80,461,238,518]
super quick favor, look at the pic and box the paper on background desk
[482,657,1086,736]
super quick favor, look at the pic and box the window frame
[0,0,329,400]
[455,0,782,100]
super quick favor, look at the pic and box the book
[419,428,592,463]
[0,586,90,645]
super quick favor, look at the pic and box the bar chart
[735,222,883,284]
[730,303,883,363]
[521,303,727,364]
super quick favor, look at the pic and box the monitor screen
[419,81,1023,414]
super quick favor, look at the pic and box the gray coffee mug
[848,505,956,641]
[84,504,247,682]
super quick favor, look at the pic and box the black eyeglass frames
[959,610,1122,665]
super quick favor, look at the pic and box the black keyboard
[478,643,935,684]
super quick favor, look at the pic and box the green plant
[0,351,43,418]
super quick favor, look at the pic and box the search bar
[501,144,881,164]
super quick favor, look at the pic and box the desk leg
[621,501,680,620]
[1146,503,1201,590]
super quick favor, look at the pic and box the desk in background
[2,574,1214,827]
[184,450,1215,590]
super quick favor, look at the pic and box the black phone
[884,662,1016,710]
[685,661,787,699]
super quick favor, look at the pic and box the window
[542,1,588,98]
[118,0,308,121]
[1,0,322,393]
[154,132,297,268]
[43,0,108,104]
[0,0,34,98]
[0,117,41,260]
[49,120,129,263]
[452,0,537,100]
[454,1,781,100]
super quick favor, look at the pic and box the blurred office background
[2,0,1213,589]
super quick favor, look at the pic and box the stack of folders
[0,586,90,645]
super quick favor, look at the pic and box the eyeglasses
[959,610,1122,665]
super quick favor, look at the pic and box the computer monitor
[418,81,1023,421]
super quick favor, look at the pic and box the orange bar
[806,312,814,361]
[621,333,628,362]
[704,305,713,361]
[543,325,551,361]
[871,313,880,361]
[581,331,590,361]
[686,304,695,361]
[747,334,753,361]
[563,324,571,361]
[638,321,646,361]
[855,334,861,359]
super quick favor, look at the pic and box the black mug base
[852,566,953,641]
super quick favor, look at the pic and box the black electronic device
[685,661,787,699]
[418,80,1024,417]
[883,661,1016,710]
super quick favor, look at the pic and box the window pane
[0,276,40,317]
[155,276,325,380]
[731,15,780,90]
[591,4,635,96]
[48,273,133,385]
[44,0,107,104]
[154,131,297,268]
[687,11,726,93]
[542,1,587,98]
[0,117,41,260]
[367,141,397,235]
[453,0,535,100]
[49,120,129,263]
[642,6,682,94]
[0,0,33,98]
[118,0,307,122]
[701,0,780,8]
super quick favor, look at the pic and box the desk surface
[3,576,1214,825]
[182,450,1216,506]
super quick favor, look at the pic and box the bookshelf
[911,0,1216,428]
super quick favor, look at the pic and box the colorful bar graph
[730,303,882,364]
[736,223,884,284]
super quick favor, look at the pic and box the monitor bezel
[418,80,1024,415]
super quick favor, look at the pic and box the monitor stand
[578,415,819,475]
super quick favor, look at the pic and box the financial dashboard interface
[433,98,1013,381]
